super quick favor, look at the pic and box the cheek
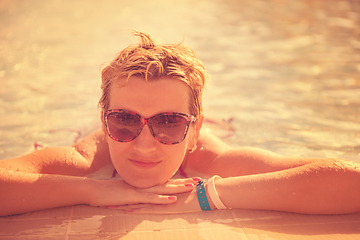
[168,141,190,166]
[159,146,188,182]
[107,140,126,165]
[168,146,187,164]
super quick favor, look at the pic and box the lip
[129,159,161,169]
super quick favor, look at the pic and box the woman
[1,30,359,216]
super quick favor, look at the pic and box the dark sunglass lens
[151,114,188,144]
[107,112,142,141]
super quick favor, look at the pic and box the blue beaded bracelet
[196,180,211,211]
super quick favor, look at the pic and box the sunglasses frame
[104,109,197,145]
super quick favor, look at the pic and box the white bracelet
[207,175,227,210]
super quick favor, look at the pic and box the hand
[117,182,216,214]
[88,178,201,208]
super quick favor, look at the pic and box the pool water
[0,0,359,164]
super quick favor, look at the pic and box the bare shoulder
[186,130,317,177]
[0,129,111,176]
[185,130,231,173]
[72,128,112,172]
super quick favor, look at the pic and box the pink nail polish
[192,177,201,181]
[185,183,194,187]
[168,196,177,200]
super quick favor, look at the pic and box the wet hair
[98,30,207,117]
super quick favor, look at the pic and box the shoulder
[0,128,111,175]
[185,130,315,177]
[0,129,112,175]
[72,128,112,171]
[184,130,231,174]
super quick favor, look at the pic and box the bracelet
[207,175,227,210]
[196,180,211,211]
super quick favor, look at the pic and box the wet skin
[103,77,200,188]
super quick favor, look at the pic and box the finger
[126,203,154,209]
[143,184,193,194]
[103,190,178,207]
[108,203,154,210]
[143,177,202,194]
[167,177,202,185]
[128,192,178,205]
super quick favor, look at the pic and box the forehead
[109,77,191,117]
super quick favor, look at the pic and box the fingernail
[192,177,201,181]
[168,196,177,200]
[185,183,194,187]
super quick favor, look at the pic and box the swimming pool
[1,0,359,164]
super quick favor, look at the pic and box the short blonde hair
[99,30,207,117]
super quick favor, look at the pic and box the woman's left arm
[213,156,360,214]
[194,140,360,214]
[127,152,360,214]
[127,133,360,214]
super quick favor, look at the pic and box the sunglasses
[104,109,197,145]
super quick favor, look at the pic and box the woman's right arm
[0,129,197,216]
[0,167,197,216]
[0,168,93,216]
[0,134,104,216]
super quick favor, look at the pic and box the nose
[132,124,157,153]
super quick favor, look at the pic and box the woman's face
[104,76,199,188]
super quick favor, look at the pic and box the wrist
[196,177,227,211]
[207,175,228,210]
[82,177,99,206]
[204,182,216,210]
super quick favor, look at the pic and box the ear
[100,110,105,125]
[101,110,105,125]
[194,114,204,141]
[101,110,106,131]
[100,110,108,142]
[188,114,204,152]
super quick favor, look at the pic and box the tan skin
[1,77,360,216]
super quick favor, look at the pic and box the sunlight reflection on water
[0,0,359,163]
